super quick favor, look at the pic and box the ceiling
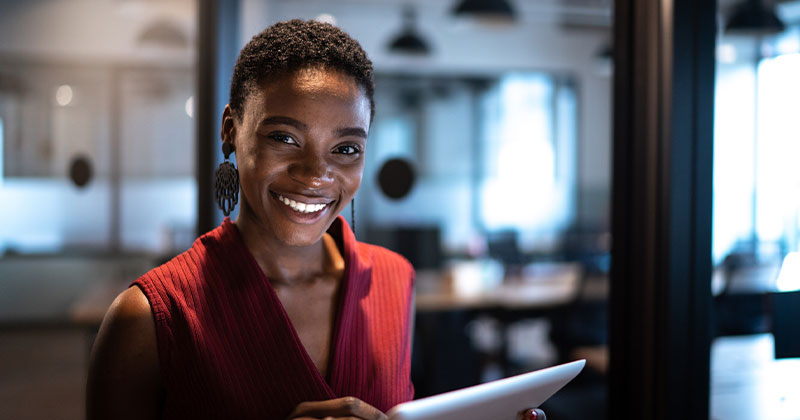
[267,0,613,28]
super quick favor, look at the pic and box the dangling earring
[214,142,239,216]
[350,198,355,233]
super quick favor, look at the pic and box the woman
[87,19,544,420]
[88,19,412,420]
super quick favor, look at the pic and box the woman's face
[225,67,370,247]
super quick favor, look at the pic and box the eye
[268,133,298,145]
[334,144,362,155]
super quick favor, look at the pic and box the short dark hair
[229,19,375,121]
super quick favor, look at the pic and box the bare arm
[86,286,163,420]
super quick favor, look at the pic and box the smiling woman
[86,20,414,420]
[229,67,370,248]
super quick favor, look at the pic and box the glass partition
[711,2,800,418]
[0,1,197,418]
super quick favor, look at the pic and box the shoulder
[359,242,413,269]
[107,285,153,321]
[356,242,415,282]
[91,286,158,365]
[87,286,162,419]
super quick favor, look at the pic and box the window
[363,73,579,254]
[714,46,800,285]
[480,74,577,247]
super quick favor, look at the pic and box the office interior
[0,0,798,419]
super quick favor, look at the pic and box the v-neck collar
[325,217,373,391]
[222,216,372,395]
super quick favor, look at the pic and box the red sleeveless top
[132,216,415,420]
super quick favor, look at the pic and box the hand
[287,397,388,420]
[517,408,547,420]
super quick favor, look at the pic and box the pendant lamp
[388,6,431,55]
[451,0,516,23]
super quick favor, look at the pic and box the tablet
[387,360,585,420]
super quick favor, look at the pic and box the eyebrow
[258,116,308,131]
[335,127,368,139]
[259,115,368,139]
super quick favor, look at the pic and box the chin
[277,228,327,248]
[269,206,342,248]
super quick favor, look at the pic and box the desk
[711,334,800,420]
[411,265,601,394]
[414,265,587,312]
[68,264,593,321]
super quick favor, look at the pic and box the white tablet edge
[387,359,586,420]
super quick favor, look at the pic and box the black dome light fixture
[726,0,786,36]
[451,0,516,24]
[69,155,94,189]
[388,6,431,56]
[377,158,416,200]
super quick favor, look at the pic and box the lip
[271,190,334,205]
[270,190,336,224]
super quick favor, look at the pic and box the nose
[287,150,333,189]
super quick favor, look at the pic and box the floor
[0,255,148,420]
[0,330,88,420]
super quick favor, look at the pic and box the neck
[234,208,342,286]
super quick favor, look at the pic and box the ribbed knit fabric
[132,216,415,420]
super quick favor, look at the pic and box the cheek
[345,163,365,191]
[236,155,262,188]
[333,164,364,199]
[234,141,258,172]
[238,148,284,179]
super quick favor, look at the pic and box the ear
[220,105,237,147]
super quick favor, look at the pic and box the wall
[0,0,197,253]
[241,0,613,230]
[0,0,195,65]
[0,0,613,252]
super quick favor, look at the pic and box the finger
[342,396,386,420]
[328,396,385,420]
[288,397,387,420]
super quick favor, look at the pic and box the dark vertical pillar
[609,0,715,419]
[196,0,240,236]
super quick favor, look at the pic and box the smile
[276,194,330,214]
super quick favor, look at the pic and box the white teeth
[277,194,328,213]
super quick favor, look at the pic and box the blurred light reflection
[55,84,73,106]
[776,252,800,292]
[185,95,194,118]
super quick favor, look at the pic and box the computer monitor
[772,290,800,359]
[366,226,443,270]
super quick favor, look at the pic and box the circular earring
[214,142,239,216]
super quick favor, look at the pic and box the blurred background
[0,0,799,419]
